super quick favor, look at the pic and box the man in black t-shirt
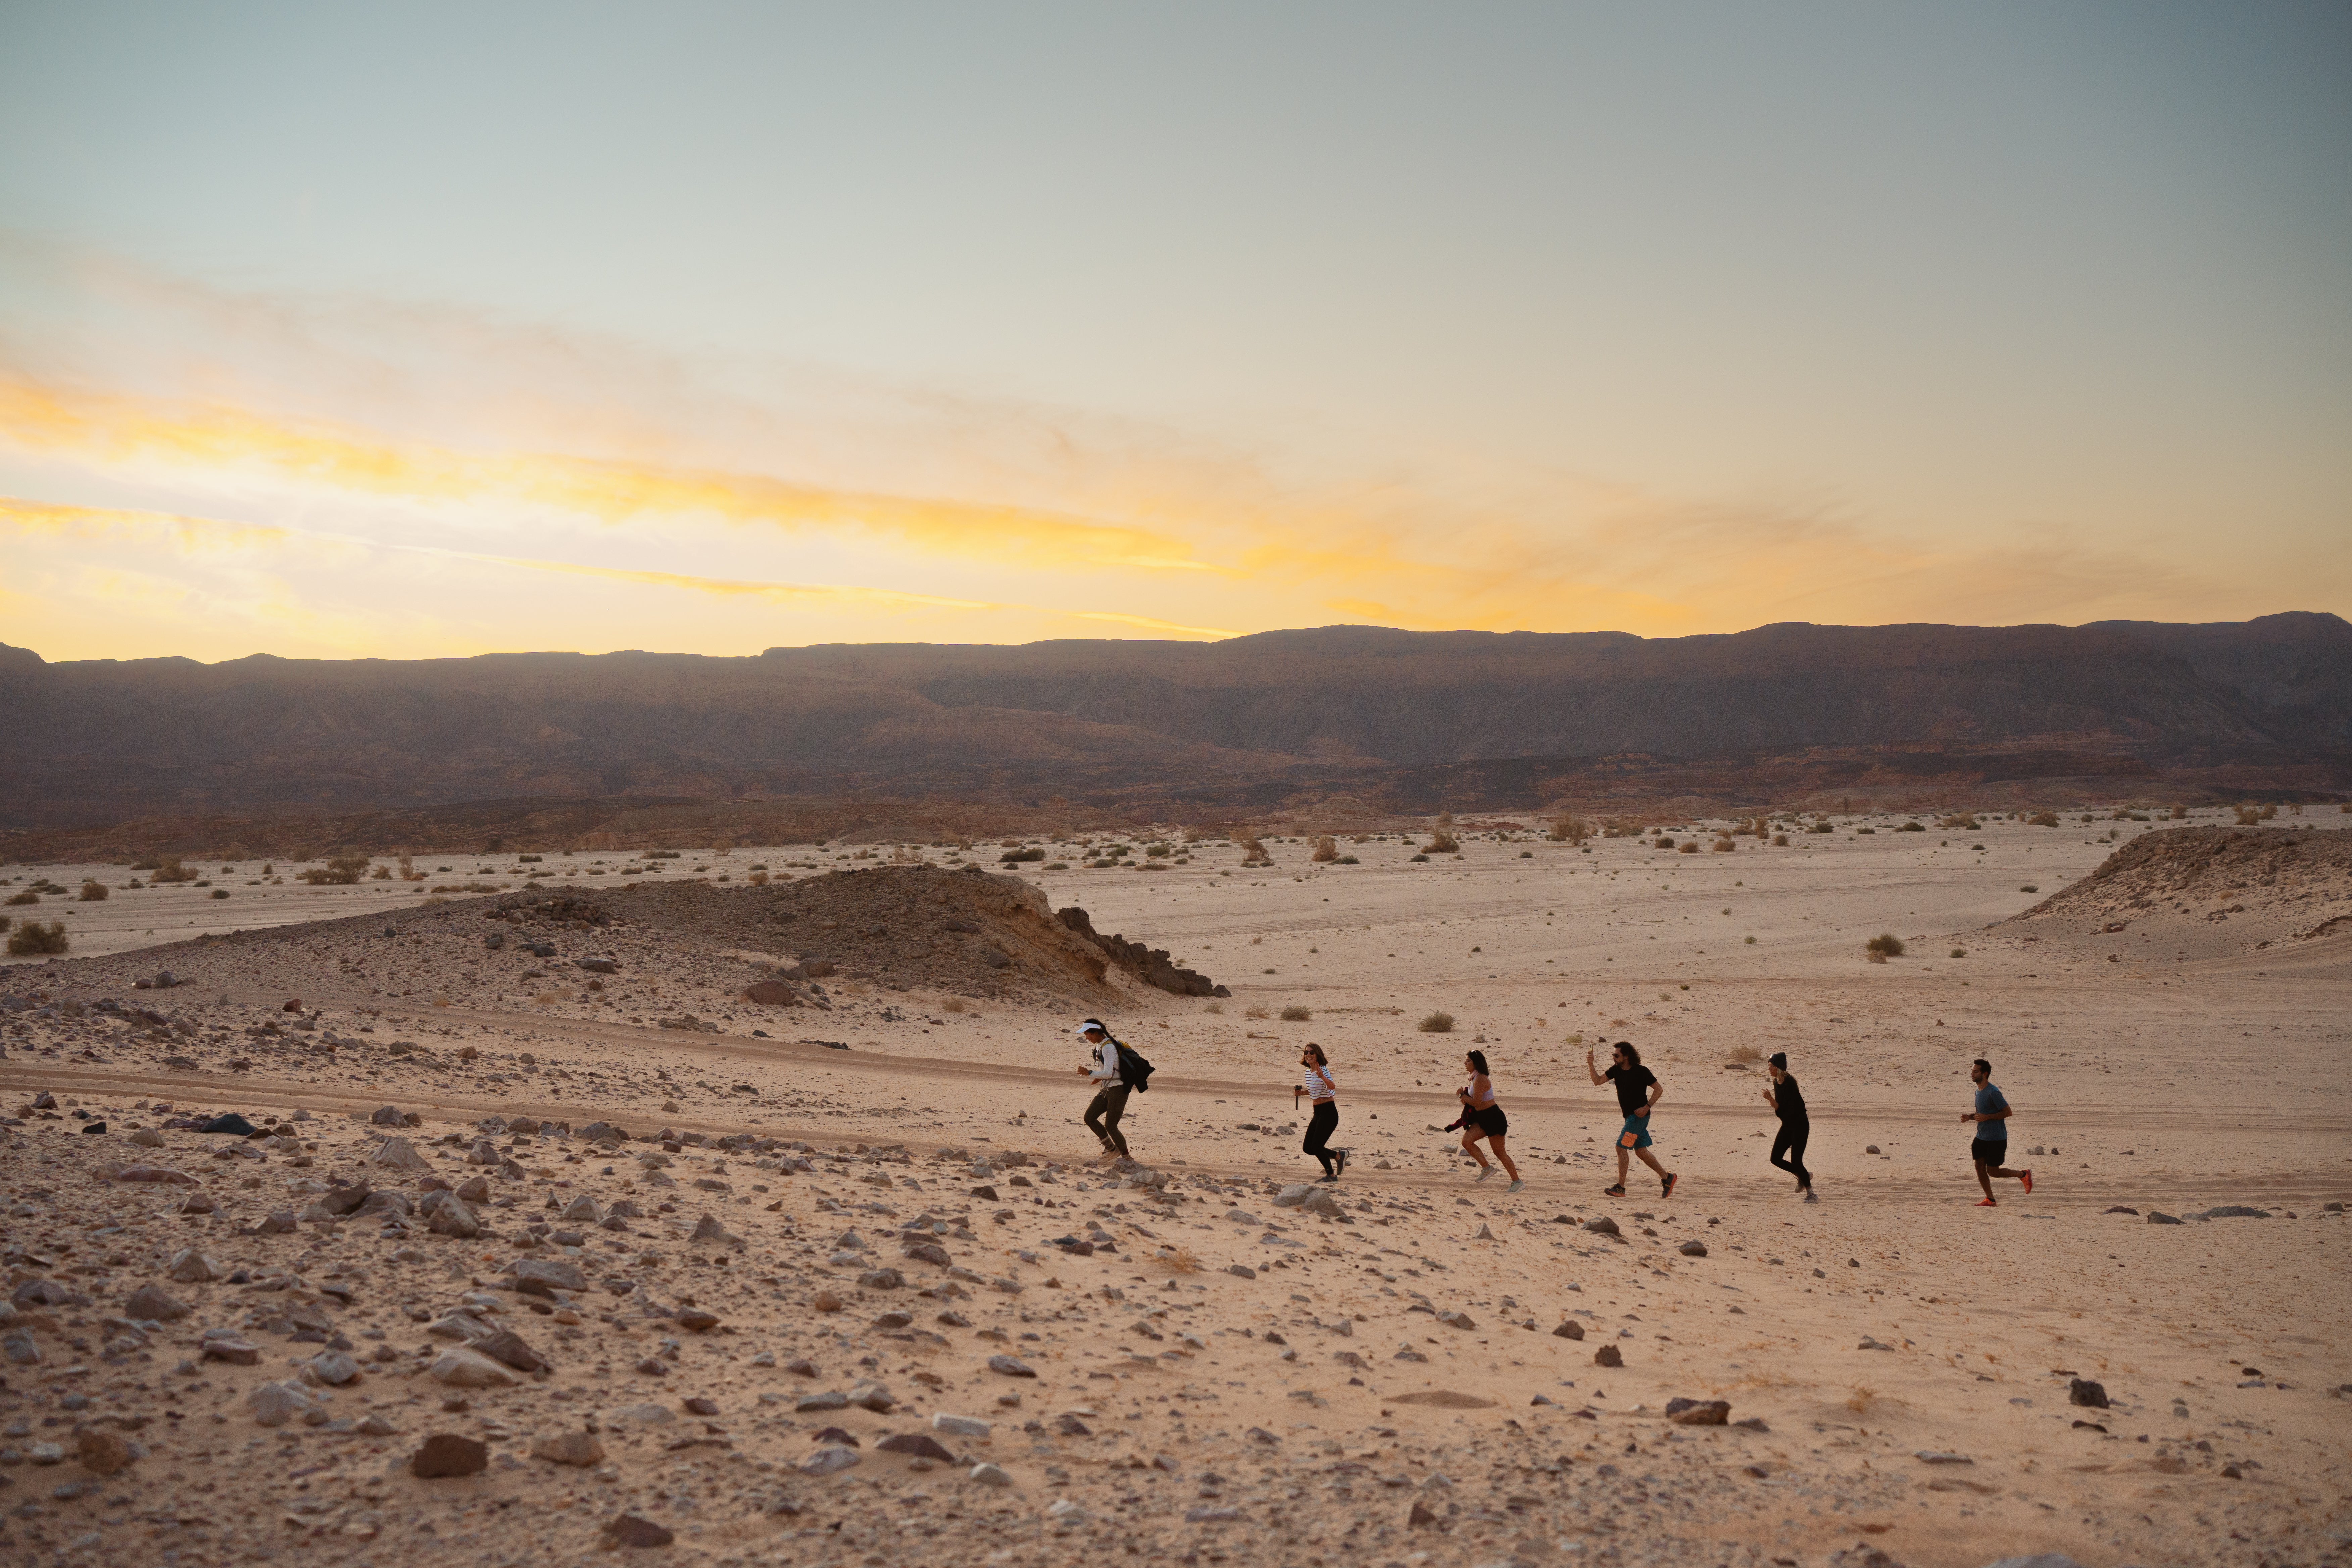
[1587,1040,1676,1199]
[1762,1051,1814,1199]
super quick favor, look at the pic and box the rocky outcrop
[1055,905,1229,997]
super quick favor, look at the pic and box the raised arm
[1584,1047,1606,1086]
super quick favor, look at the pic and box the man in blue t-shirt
[1963,1058,2032,1206]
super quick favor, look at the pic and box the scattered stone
[1436,1309,1474,1329]
[2103,1206,2139,1215]
[1915,1450,1974,1464]
[202,1336,260,1366]
[308,1350,363,1385]
[933,1413,992,1440]
[1583,1216,1621,1237]
[988,1355,1037,1378]
[1226,1264,1256,1280]
[247,1382,315,1426]
[969,1462,1015,1487]
[475,1329,546,1373]
[1409,1499,1438,1527]
[412,1434,489,1478]
[2068,1378,2110,1409]
[878,1432,957,1461]
[430,1346,521,1388]
[166,1248,224,1283]
[124,1282,189,1320]
[1593,1345,1624,1368]
[1665,1398,1731,1425]
[602,1513,675,1548]
[800,1445,861,1476]
[531,1431,606,1467]
[1552,1319,1585,1340]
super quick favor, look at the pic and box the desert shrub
[1409,852,1430,862]
[0,915,8,933]
[1677,841,1699,854]
[1711,836,1736,852]
[1806,820,1834,833]
[1202,1001,1224,1014]
[1654,836,1675,849]
[1772,833,1790,846]
[1278,1004,1312,1021]
[1243,1004,1269,1020]
[78,880,108,900]
[1744,935,1756,943]
[1864,933,1906,958]
[1549,814,1592,845]
[1310,836,1338,863]
[7,921,69,956]
[1948,947,1967,959]
[210,889,230,899]
[1417,1010,1455,1034]
[1239,836,1271,865]
[1726,1044,1762,1064]
[1897,820,1926,832]
[1426,830,1459,854]
[4,890,36,906]
[298,854,372,885]
[2019,884,2039,893]
[997,846,1045,863]
[150,856,195,882]
[2027,811,2060,827]
[1939,813,1979,830]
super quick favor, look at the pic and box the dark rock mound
[1054,905,1229,997]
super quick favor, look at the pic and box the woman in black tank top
[1764,1051,1813,1199]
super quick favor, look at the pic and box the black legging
[1303,1100,1339,1175]
[1086,1083,1131,1158]
[1770,1119,1812,1188]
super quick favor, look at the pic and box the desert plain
[0,808,2346,1568]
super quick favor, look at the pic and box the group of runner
[1075,1018,2035,1205]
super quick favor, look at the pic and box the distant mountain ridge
[1,613,2345,830]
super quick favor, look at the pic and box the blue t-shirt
[1973,1083,2010,1141]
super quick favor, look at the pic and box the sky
[1,2,2346,663]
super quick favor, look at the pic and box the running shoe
[2020,1169,2033,1195]
[1334,1149,1349,1179]
[1506,1179,1524,1194]
[1475,1166,1495,1182]
[1975,1197,1997,1206]
[1802,1190,1819,1204]
[1317,1172,1339,1183]
[1602,1184,1626,1197]
[1661,1172,1678,1199]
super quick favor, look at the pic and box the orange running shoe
[1974,1197,1997,1207]
[2020,1170,2034,1195]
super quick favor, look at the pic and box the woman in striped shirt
[1294,1043,1348,1182]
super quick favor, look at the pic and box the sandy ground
[1,808,2347,1568]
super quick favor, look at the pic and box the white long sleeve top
[1087,1036,1121,1083]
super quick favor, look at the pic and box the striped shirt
[1301,1065,1337,1103]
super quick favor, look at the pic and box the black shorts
[1970,1138,2008,1166]
[1468,1105,1508,1138]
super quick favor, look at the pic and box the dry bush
[1864,933,1906,958]
[1202,1001,1224,1014]
[1677,841,1700,854]
[1310,836,1338,863]
[1243,1004,1270,1020]
[397,854,425,881]
[2170,804,2189,819]
[1153,1245,1202,1274]
[298,854,371,886]
[941,997,967,1014]
[1278,1004,1313,1021]
[889,844,926,864]
[2027,811,2060,827]
[1653,835,1675,850]
[1549,814,1592,845]
[1726,1044,1762,1064]
[2019,883,2039,893]
[1182,825,1209,843]
[1427,829,1459,854]
[1772,833,1790,846]
[7,921,69,956]
[1845,1385,1878,1414]
[78,880,108,901]
[1417,1010,1455,1034]
[370,863,392,879]
[1239,836,1271,865]
[151,856,196,883]
[1939,813,1980,830]
[1948,947,1967,959]
[748,871,770,885]
[4,890,37,907]
[1711,836,1736,852]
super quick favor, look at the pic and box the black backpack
[1110,1035,1155,1092]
